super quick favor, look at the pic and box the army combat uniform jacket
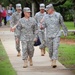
[16,17,38,60]
[42,12,68,60]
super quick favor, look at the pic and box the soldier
[16,7,38,68]
[35,3,46,56]
[40,4,68,68]
[10,3,22,57]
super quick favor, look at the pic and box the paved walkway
[0,27,74,75]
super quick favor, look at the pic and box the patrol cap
[40,3,45,9]
[45,4,54,11]
[16,3,22,9]
[23,7,31,12]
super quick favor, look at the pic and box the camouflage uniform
[42,12,68,60]
[35,12,46,49]
[10,11,22,52]
[16,17,37,60]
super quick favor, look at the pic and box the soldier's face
[47,8,53,14]
[40,9,45,13]
[17,9,21,13]
[24,12,30,18]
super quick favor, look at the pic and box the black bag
[34,37,41,46]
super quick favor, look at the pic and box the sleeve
[16,20,22,37]
[33,19,38,38]
[34,13,38,24]
[59,14,68,36]
[41,17,47,29]
[10,13,15,28]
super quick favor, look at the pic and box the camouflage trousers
[21,40,34,60]
[15,36,21,52]
[46,36,60,60]
[38,31,46,49]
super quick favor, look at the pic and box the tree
[0,0,75,22]
[0,0,9,7]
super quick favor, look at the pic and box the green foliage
[60,0,73,21]
[0,0,75,21]
[0,0,9,7]
[0,41,17,75]
[63,0,72,8]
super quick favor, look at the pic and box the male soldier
[10,3,22,57]
[40,4,68,68]
[16,7,38,68]
[35,3,46,56]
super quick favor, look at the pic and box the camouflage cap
[40,3,45,9]
[45,4,54,11]
[23,7,31,12]
[16,3,22,9]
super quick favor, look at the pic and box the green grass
[61,32,75,40]
[58,43,75,68]
[61,22,75,39]
[61,21,75,39]
[65,22,75,29]
[58,43,75,74]
[0,41,17,75]
[46,43,75,68]
[46,43,75,73]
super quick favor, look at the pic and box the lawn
[0,41,17,75]
[58,43,75,73]
[46,43,75,68]
[46,43,75,73]
[65,22,75,29]
[61,32,75,40]
[61,22,75,40]
[58,43,75,67]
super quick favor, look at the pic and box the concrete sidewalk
[0,30,74,75]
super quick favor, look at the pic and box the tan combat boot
[51,60,57,68]
[43,48,46,54]
[17,52,21,57]
[41,49,45,56]
[29,57,33,66]
[28,56,30,61]
[23,60,28,68]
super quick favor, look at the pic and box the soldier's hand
[10,28,12,32]
[12,27,16,32]
[10,28,15,32]
[64,34,67,38]
[40,24,44,30]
